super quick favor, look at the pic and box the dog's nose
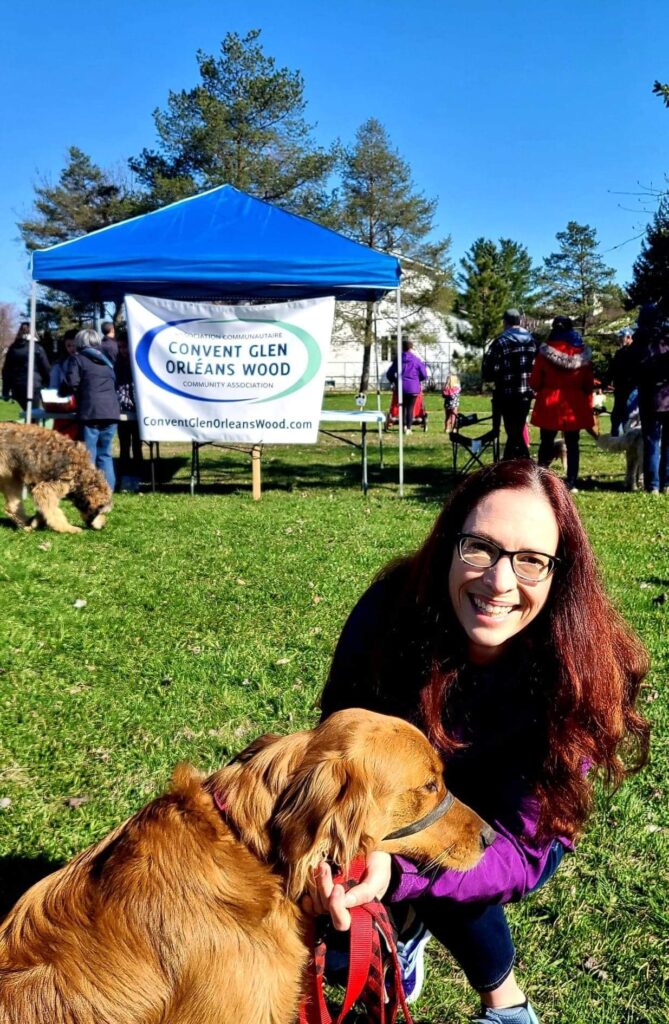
[480,825,497,851]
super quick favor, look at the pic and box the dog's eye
[423,780,438,793]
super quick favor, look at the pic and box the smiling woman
[318,460,650,1024]
[448,489,559,665]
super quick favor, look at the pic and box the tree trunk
[358,301,375,393]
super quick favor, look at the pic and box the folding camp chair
[449,412,500,476]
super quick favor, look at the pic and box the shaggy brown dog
[0,709,494,1024]
[0,423,112,533]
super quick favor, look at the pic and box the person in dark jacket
[115,334,143,491]
[630,305,669,493]
[313,461,650,1024]
[386,339,428,433]
[2,322,51,412]
[63,328,120,490]
[100,321,118,365]
[609,328,638,436]
[482,309,536,459]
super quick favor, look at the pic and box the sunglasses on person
[456,533,560,582]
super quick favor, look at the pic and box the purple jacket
[386,350,428,395]
[320,571,572,907]
[390,797,567,906]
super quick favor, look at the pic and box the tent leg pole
[396,287,403,497]
[361,422,368,494]
[26,282,37,426]
[251,445,262,501]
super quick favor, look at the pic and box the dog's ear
[273,757,377,900]
[213,731,312,860]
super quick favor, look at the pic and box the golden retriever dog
[0,709,494,1024]
[0,422,112,533]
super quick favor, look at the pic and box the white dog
[596,420,644,491]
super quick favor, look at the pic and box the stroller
[384,390,429,432]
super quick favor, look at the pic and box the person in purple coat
[386,338,428,433]
[314,460,650,1024]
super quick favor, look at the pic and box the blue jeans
[610,389,638,437]
[82,421,117,491]
[409,841,565,992]
[639,408,669,491]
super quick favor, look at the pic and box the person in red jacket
[530,317,595,492]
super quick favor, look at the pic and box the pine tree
[337,118,452,391]
[652,80,669,108]
[19,146,138,250]
[18,147,141,331]
[129,29,336,213]
[540,221,616,333]
[628,199,669,311]
[455,237,537,357]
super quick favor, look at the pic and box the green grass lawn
[0,394,667,1023]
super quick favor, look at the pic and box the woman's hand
[304,851,393,931]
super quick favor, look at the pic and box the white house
[326,301,469,391]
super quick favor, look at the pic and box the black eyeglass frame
[455,532,560,582]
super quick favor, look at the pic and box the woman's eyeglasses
[456,533,559,582]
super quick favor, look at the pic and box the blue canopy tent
[28,184,409,489]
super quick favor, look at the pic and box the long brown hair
[383,461,650,841]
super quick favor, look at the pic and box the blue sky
[1,0,668,311]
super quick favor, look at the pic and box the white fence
[324,360,457,392]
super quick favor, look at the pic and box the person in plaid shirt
[482,310,537,459]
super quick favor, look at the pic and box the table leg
[378,420,384,470]
[362,423,368,495]
[149,443,156,493]
[190,444,198,496]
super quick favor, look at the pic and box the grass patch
[0,395,667,1022]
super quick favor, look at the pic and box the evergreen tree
[497,238,539,311]
[18,146,142,330]
[19,146,138,250]
[337,118,453,391]
[129,29,336,213]
[455,237,538,357]
[652,80,669,108]
[539,221,616,333]
[628,198,669,311]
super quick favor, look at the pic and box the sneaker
[395,917,431,1004]
[568,485,579,494]
[471,1001,540,1024]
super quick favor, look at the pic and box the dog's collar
[383,790,455,841]
[212,786,455,842]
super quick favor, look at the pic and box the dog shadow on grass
[0,854,64,919]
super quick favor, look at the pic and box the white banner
[124,294,335,443]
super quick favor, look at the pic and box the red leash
[298,857,415,1024]
[211,791,415,1023]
